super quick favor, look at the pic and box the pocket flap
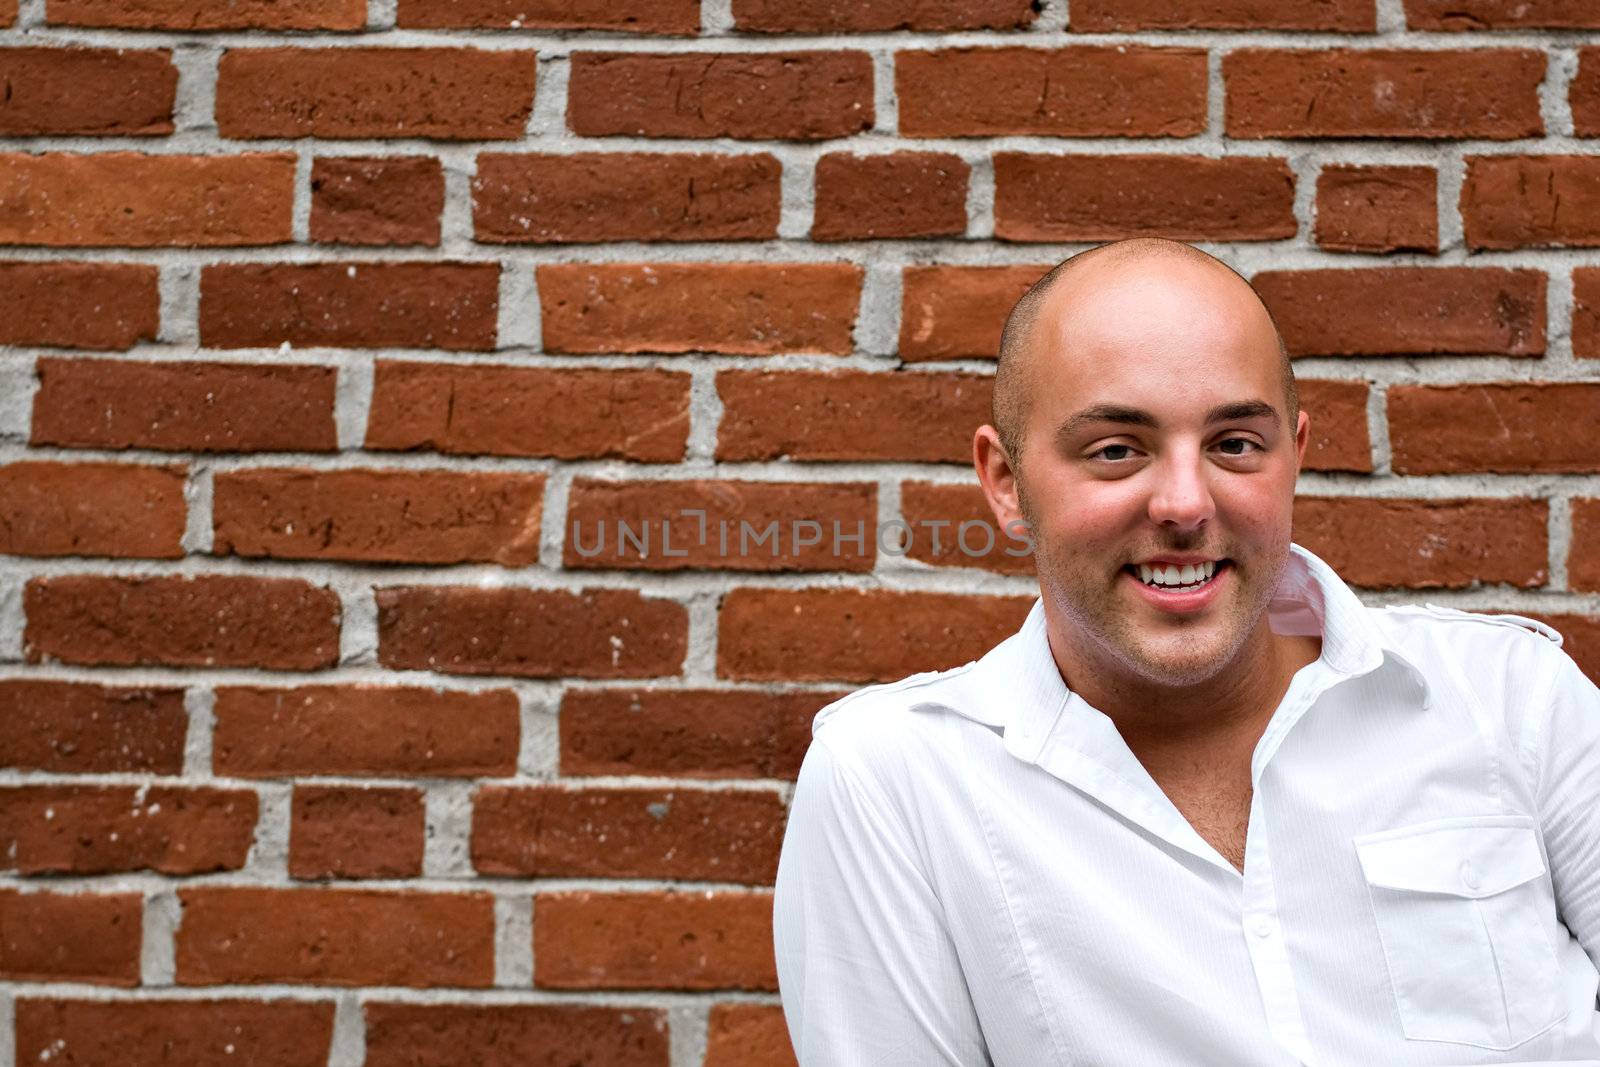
[1354,818,1546,899]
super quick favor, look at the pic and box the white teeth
[1137,560,1219,589]
[1180,564,1197,584]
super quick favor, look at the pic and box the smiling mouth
[1124,559,1232,591]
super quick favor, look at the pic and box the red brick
[1225,49,1544,139]
[311,156,443,247]
[0,152,293,246]
[1569,500,1600,593]
[735,0,1033,31]
[994,153,1296,242]
[364,1002,670,1067]
[568,52,872,140]
[474,152,779,244]
[897,46,1206,137]
[0,461,186,559]
[1,0,14,23]
[1576,268,1600,359]
[366,361,690,462]
[24,574,341,670]
[399,0,696,32]
[216,48,537,140]
[213,467,543,566]
[1462,156,1600,249]
[0,678,187,774]
[0,262,158,350]
[0,784,256,875]
[1406,0,1600,28]
[1390,384,1600,474]
[812,152,968,240]
[705,1004,797,1067]
[1315,164,1438,253]
[50,0,363,28]
[16,999,335,1067]
[717,369,991,463]
[1072,0,1373,29]
[214,685,519,779]
[1293,497,1548,589]
[900,481,1034,575]
[201,263,499,351]
[539,263,861,356]
[290,786,424,880]
[0,48,175,135]
[718,588,1034,682]
[0,890,140,985]
[377,586,687,679]
[559,688,843,780]
[474,784,785,884]
[1576,49,1600,136]
[1252,267,1545,356]
[1298,379,1373,473]
[1534,615,1600,685]
[564,479,876,573]
[176,887,494,987]
[899,264,1047,362]
[535,890,775,991]
[31,358,337,453]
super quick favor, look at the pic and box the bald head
[992,239,1296,468]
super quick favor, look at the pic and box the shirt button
[1250,915,1275,938]
[1460,859,1481,891]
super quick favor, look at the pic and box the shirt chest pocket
[1354,816,1564,1051]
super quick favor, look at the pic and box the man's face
[1002,258,1308,689]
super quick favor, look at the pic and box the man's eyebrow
[1056,399,1281,437]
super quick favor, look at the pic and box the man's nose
[1147,452,1216,532]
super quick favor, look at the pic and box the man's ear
[974,425,1025,532]
[1293,408,1310,471]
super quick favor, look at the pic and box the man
[772,238,1600,1065]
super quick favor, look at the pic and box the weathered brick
[735,0,1034,31]
[0,152,293,246]
[1314,164,1437,253]
[377,587,687,679]
[564,479,876,572]
[17,999,335,1067]
[213,685,519,779]
[718,588,1034,682]
[200,263,499,351]
[994,153,1296,242]
[1072,0,1374,29]
[364,1002,670,1067]
[570,51,872,140]
[1298,379,1373,473]
[812,152,969,240]
[473,152,779,244]
[24,574,341,670]
[0,678,187,774]
[1462,156,1600,249]
[1576,268,1600,359]
[31,358,338,454]
[213,467,543,566]
[0,461,186,559]
[559,687,843,780]
[311,156,443,247]
[1575,48,1600,136]
[1568,500,1600,593]
[0,784,256,875]
[1225,49,1544,138]
[899,264,1048,362]
[1293,497,1548,589]
[1535,615,1600,685]
[0,48,176,135]
[1,0,15,22]
[1252,267,1545,356]
[176,888,494,987]
[717,370,991,463]
[474,785,785,883]
[0,890,140,985]
[216,48,538,140]
[705,1004,797,1067]
[900,482,1035,575]
[535,891,775,991]
[0,262,158,350]
[365,361,690,462]
[399,0,696,32]
[897,46,1206,137]
[290,786,425,881]
[1406,0,1600,28]
[50,0,363,28]
[1390,384,1600,474]
[539,263,861,356]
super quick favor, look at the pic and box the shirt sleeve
[1531,645,1600,971]
[772,733,990,1066]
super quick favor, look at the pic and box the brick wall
[2,1,1599,1064]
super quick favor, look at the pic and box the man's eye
[1092,444,1136,461]
[1217,438,1260,456]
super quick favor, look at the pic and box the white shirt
[773,544,1600,1066]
